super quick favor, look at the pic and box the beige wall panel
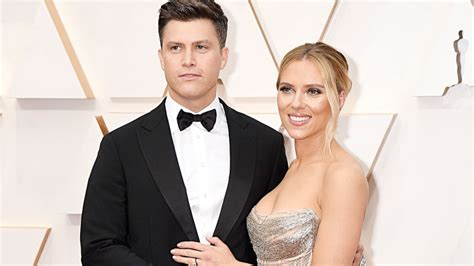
[3,1,86,99]
[325,1,471,105]
[55,1,167,98]
[251,0,335,65]
[219,0,278,97]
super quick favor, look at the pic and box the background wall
[1,0,472,265]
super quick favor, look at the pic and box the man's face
[159,19,228,111]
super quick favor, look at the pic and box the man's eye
[307,88,322,96]
[170,46,181,51]
[196,44,208,50]
[278,86,293,94]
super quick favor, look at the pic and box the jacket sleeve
[80,134,149,266]
[268,134,289,191]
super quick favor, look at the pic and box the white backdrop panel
[103,113,145,133]
[14,107,102,214]
[447,214,472,264]
[251,0,334,64]
[0,112,4,217]
[0,227,49,265]
[336,114,395,176]
[325,1,471,108]
[3,0,86,99]
[362,101,472,264]
[1,0,37,95]
[219,0,278,97]
[247,113,281,131]
[55,1,167,98]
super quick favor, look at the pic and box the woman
[171,42,369,265]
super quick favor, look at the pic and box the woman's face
[277,59,332,141]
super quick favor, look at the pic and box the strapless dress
[246,207,321,265]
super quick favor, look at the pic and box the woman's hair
[277,42,352,156]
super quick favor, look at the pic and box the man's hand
[171,236,248,266]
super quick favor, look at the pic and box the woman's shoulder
[329,152,363,175]
[323,153,367,192]
[319,154,369,207]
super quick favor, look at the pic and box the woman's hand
[171,236,248,266]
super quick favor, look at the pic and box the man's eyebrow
[166,41,183,46]
[193,40,210,44]
[165,40,211,46]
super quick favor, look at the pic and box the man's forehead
[162,19,219,43]
[166,40,211,45]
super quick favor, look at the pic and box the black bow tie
[177,109,217,132]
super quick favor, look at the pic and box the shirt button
[203,194,207,199]
[200,162,205,167]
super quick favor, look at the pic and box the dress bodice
[246,207,321,265]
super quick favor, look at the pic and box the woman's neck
[294,134,338,164]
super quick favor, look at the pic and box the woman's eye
[278,86,293,94]
[307,88,322,96]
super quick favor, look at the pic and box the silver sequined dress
[247,207,321,265]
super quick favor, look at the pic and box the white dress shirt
[165,96,230,243]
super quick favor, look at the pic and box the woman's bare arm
[312,162,369,265]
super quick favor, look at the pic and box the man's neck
[168,93,217,113]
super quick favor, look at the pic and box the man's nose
[182,48,196,67]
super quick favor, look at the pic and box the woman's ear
[338,90,346,110]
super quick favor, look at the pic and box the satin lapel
[137,100,199,241]
[213,101,256,241]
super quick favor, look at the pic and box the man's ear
[220,47,229,69]
[158,49,165,70]
[339,90,346,110]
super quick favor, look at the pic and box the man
[80,1,286,265]
[80,1,363,265]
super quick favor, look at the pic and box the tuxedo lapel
[137,99,199,241]
[213,100,256,242]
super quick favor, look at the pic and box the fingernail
[177,243,182,247]
[170,249,175,254]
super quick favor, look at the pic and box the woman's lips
[288,114,311,126]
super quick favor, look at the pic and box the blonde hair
[277,42,352,157]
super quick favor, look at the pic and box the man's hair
[158,0,228,48]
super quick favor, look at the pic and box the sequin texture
[247,207,320,265]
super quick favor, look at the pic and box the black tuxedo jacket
[80,98,288,265]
